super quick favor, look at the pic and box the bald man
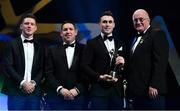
[127,9,169,109]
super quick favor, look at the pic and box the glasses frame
[133,17,149,23]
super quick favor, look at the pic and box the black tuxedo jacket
[45,42,85,95]
[2,37,44,96]
[81,35,125,97]
[128,27,169,96]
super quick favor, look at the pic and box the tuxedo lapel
[61,45,69,69]
[131,27,152,58]
[97,36,109,55]
[114,38,122,52]
[135,35,146,51]
[70,43,80,70]
[16,37,25,69]
[31,40,40,71]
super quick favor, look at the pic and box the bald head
[132,9,150,32]
[132,9,150,20]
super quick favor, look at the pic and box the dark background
[7,0,179,53]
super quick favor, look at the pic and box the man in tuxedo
[2,13,44,110]
[127,9,169,109]
[44,21,86,110]
[81,11,125,110]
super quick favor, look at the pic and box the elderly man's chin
[136,27,145,32]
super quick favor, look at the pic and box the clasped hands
[21,81,36,94]
[59,88,78,100]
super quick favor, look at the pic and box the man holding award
[81,11,125,110]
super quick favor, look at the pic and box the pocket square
[118,46,123,51]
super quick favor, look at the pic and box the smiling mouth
[105,28,111,31]
[66,34,72,37]
[26,29,32,31]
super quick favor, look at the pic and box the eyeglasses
[133,18,148,23]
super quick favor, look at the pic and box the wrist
[98,75,103,81]
[30,80,36,86]
[57,86,63,93]
[74,87,80,94]
[19,80,26,89]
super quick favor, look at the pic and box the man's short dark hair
[19,13,37,25]
[61,20,77,30]
[99,10,114,21]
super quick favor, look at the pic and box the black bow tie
[136,32,144,37]
[24,39,34,43]
[63,43,75,48]
[103,35,114,41]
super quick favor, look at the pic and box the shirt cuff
[57,86,63,93]
[30,80,36,86]
[19,80,26,89]
[74,87,80,94]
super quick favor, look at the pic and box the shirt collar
[21,34,33,42]
[101,32,113,39]
[63,40,76,45]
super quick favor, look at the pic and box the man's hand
[149,86,158,99]
[115,56,125,65]
[22,81,35,94]
[69,88,78,97]
[59,88,74,100]
[99,74,118,82]
[99,74,113,81]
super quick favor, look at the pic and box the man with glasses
[127,9,169,110]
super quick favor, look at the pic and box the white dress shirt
[56,41,75,93]
[101,33,115,57]
[64,41,75,69]
[20,35,34,87]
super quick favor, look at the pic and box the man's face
[132,10,150,33]
[60,23,77,44]
[20,17,37,38]
[99,15,115,35]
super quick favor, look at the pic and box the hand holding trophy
[109,48,125,82]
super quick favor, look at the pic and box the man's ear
[20,24,22,30]
[75,29,78,36]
